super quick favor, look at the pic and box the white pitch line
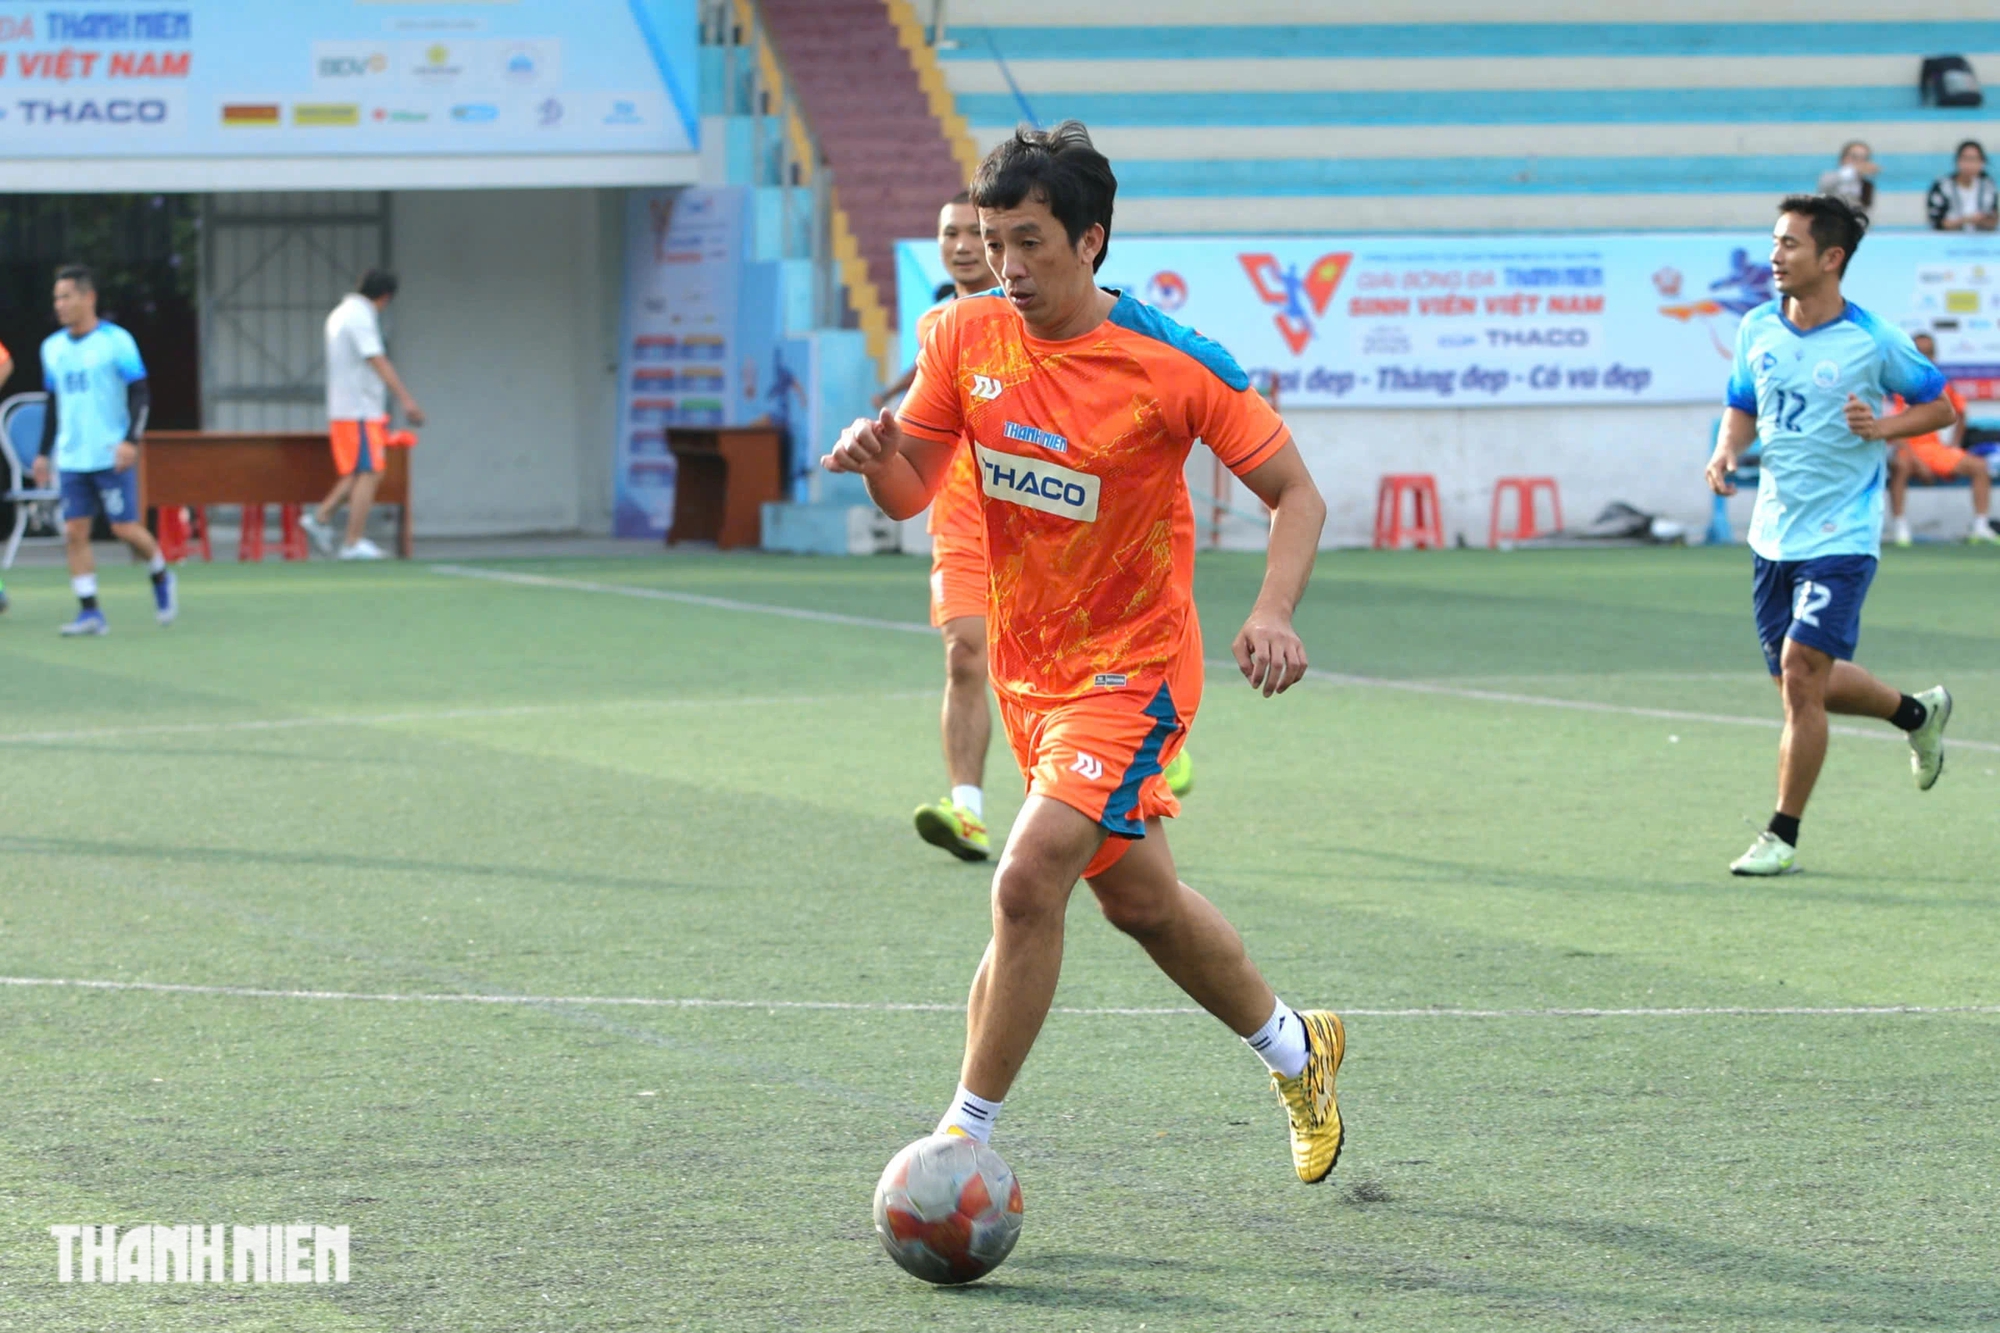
[1,976,1995,1019]
[0,691,934,746]
[430,564,2000,755]
[1302,668,2000,754]
[429,563,936,636]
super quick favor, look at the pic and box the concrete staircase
[757,0,978,357]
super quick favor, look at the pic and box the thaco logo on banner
[1238,252,1352,354]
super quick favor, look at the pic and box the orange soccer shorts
[1906,433,1969,480]
[329,418,389,477]
[996,665,1200,880]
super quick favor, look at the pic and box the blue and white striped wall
[935,2,2000,232]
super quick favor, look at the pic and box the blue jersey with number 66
[1725,299,1944,562]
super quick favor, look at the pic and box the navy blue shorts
[59,467,139,525]
[1751,553,1877,676]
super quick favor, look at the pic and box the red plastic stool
[279,504,310,560]
[156,507,191,563]
[1374,474,1444,550]
[1488,476,1562,547]
[240,505,268,561]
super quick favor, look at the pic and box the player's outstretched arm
[1706,408,1757,496]
[819,407,951,521]
[1846,394,1957,443]
[1230,441,1326,698]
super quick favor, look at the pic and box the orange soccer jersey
[897,290,1290,709]
[917,302,985,547]
[915,300,988,626]
[1898,383,1969,478]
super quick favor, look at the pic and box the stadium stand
[930,1,2000,233]
[753,0,977,369]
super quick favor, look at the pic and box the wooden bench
[139,431,413,559]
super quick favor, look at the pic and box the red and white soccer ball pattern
[872,1134,1024,1284]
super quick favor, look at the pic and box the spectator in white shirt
[302,270,425,560]
[1926,139,1999,231]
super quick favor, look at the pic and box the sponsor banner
[897,232,2000,408]
[0,2,694,157]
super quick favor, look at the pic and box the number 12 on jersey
[1767,388,1809,432]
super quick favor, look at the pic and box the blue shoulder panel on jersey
[1848,301,1946,403]
[1106,291,1252,391]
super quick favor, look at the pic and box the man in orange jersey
[1887,332,1997,544]
[824,122,1345,1184]
[883,193,1004,860]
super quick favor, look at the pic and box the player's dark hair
[1956,138,1987,164]
[357,268,399,300]
[932,281,957,303]
[55,263,93,292]
[1778,193,1868,276]
[970,120,1116,273]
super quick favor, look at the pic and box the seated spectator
[1888,333,1997,544]
[1817,140,1878,216]
[1926,140,1998,231]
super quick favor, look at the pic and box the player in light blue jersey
[1706,195,1957,876]
[29,264,176,635]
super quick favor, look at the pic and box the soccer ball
[872,1133,1023,1284]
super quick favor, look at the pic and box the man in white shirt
[303,270,425,559]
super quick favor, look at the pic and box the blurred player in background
[1886,332,1996,545]
[30,265,174,636]
[826,123,1346,1184]
[304,270,425,561]
[1707,195,1956,876]
[0,337,13,615]
[883,193,1002,860]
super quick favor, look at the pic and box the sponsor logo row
[0,91,662,134]
[222,94,658,131]
[311,39,562,94]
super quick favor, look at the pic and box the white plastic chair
[0,392,60,569]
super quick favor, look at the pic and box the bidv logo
[318,52,388,78]
[974,444,1099,522]
[1756,351,1778,374]
[451,103,498,123]
[1145,271,1187,312]
[1237,252,1352,355]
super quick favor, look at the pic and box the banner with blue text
[0,1,696,156]
[897,232,2000,408]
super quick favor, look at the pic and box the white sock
[1244,999,1309,1080]
[1974,513,1994,532]
[951,785,983,819]
[936,1084,1002,1142]
[146,552,167,575]
[1894,516,1911,537]
[71,573,97,600]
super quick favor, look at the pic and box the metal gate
[198,192,390,431]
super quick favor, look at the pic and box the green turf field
[1,545,1996,1331]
